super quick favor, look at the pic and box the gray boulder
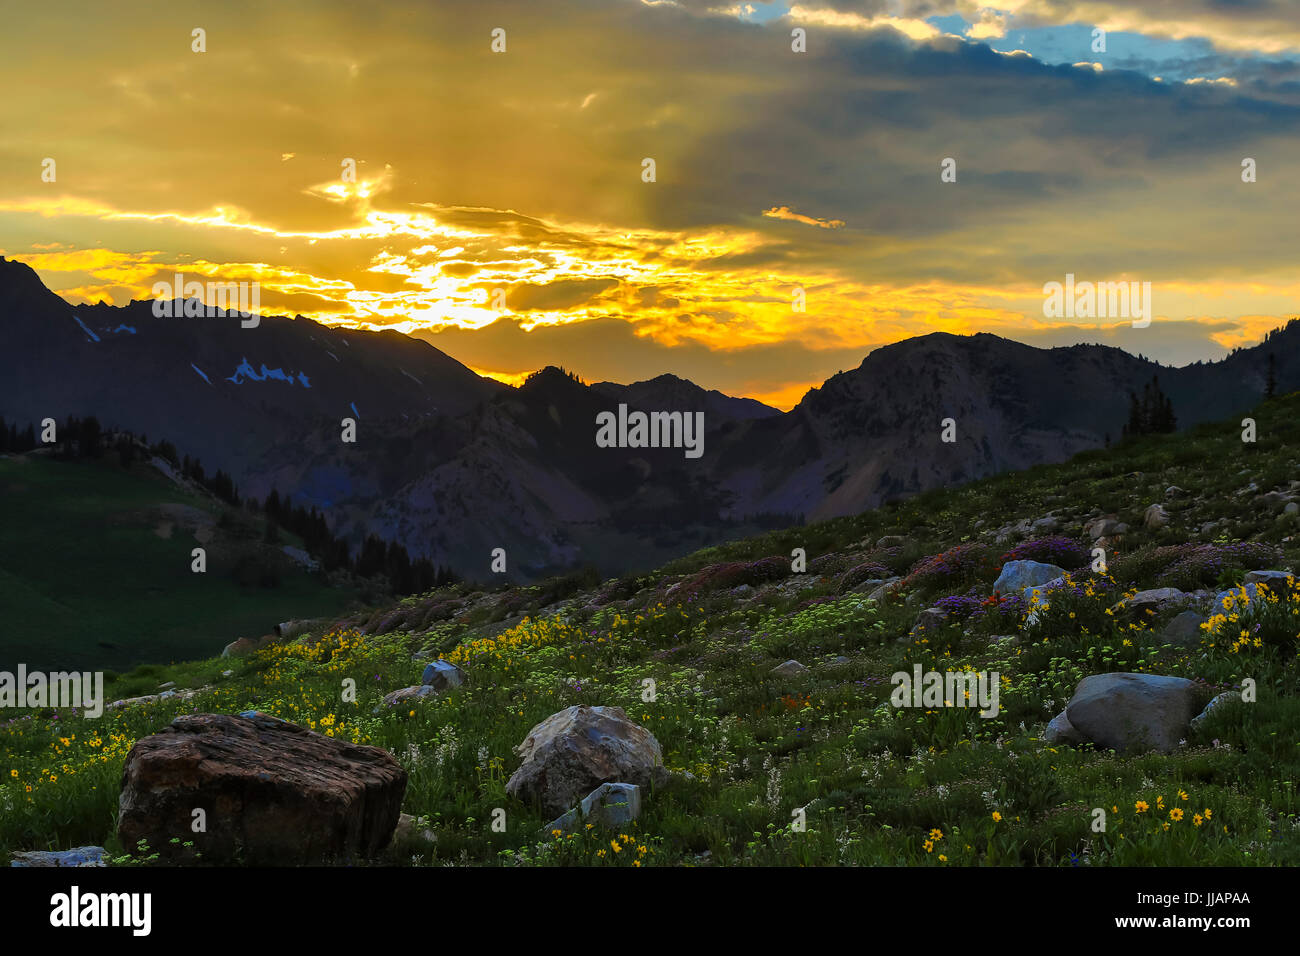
[1212,584,1265,614]
[506,705,668,816]
[771,659,809,678]
[574,782,643,830]
[1144,504,1170,529]
[1160,610,1208,648]
[1064,673,1203,754]
[1243,569,1293,587]
[421,660,466,691]
[10,846,106,867]
[994,560,1067,593]
[1118,587,1188,613]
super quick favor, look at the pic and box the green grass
[3,393,1300,866]
[0,454,359,671]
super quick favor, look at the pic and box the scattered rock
[393,812,437,849]
[505,705,669,816]
[117,711,407,864]
[1160,610,1208,647]
[865,577,902,602]
[771,659,809,678]
[994,560,1067,593]
[544,782,644,834]
[275,619,323,641]
[375,685,441,713]
[909,607,948,638]
[1064,673,1203,754]
[1084,517,1127,541]
[1118,587,1188,613]
[421,660,467,691]
[1243,569,1293,587]
[1212,583,1265,614]
[221,634,277,657]
[10,846,106,867]
[1189,691,1239,733]
[1144,503,1170,529]
[1044,710,1086,745]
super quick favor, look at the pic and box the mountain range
[2,254,1295,580]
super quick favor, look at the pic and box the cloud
[1,0,1297,402]
[762,205,846,228]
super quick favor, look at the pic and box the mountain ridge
[2,256,1296,580]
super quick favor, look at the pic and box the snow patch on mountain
[225,357,312,387]
[72,315,100,343]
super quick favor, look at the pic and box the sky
[2,0,1299,409]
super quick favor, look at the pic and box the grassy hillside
[3,393,1299,865]
[0,453,360,671]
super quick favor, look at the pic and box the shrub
[837,561,892,592]
[1000,536,1089,570]
[1203,574,1300,655]
[901,543,991,593]
[1156,543,1279,590]
[665,555,789,602]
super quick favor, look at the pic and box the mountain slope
[3,256,1297,581]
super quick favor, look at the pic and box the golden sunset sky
[3,0,1300,408]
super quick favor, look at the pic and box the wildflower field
[4,393,1300,866]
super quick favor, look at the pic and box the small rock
[1044,710,1086,745]
[1119,587,1188,613]
[1212,583,1266,614]
[910,607,948,638]
[580,782,642,829]
[771,659,809,678]
[1189,691,1239,732]
[10,846,106,867]
[1160,610,1208,647]
[1144,504,1169,529]
[876,535,905,548]
[865,577,902,602]
[376,685,441,713]
[1243,569,1293,587]
[421,660,466,691]
[394,812,437,848]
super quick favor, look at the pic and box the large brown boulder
[506,705,669,816]
[117,712,407,864]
